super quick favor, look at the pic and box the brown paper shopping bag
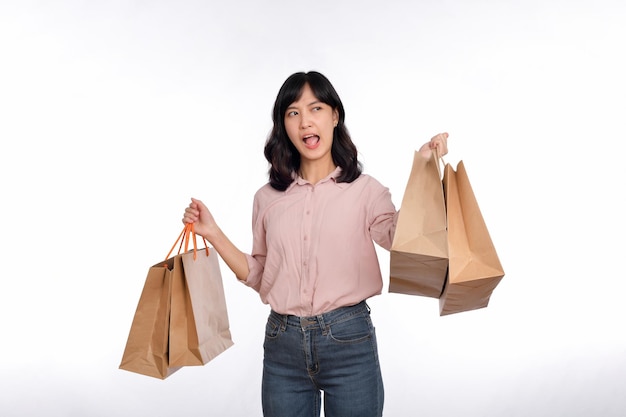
[120,224,233,378]
[118,259,181,379]
[390,150,448,298]
[169,228,234,367]
[439,161,505,316]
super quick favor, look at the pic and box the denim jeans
[262,301,384,417]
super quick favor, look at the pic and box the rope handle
[163,223,210,265]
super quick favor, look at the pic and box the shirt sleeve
[368,179,399,251]
[239,189,266,292]
[242,254,263,291]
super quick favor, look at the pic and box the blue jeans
[262,301,384,417]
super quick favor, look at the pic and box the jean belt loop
[317,314,328,336]
[279,314,287,332]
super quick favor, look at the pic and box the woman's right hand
[183,198,219,241]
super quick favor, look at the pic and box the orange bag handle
[163,223,210,265]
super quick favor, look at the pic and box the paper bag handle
[164,223,210,265]
[434,146,446,180]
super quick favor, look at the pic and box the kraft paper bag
[439,161,505,316]
[120,224,233,379]
[119,264,181,379]
[169,246,234,367]
[390,150,448,298]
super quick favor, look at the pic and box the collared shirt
[243,167,398,316]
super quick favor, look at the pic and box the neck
[299,160,337,184]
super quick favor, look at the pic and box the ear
[333,108,339,126]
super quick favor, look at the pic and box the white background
[1,1,625,416]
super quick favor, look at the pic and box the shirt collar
[287,166,344,191]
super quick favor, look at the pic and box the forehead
[290,83,319,105]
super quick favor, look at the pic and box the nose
[299,111,311,129]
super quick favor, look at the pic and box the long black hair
[264,71,362,191]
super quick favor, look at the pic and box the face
[284,83,339,165]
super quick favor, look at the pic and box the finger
[432,132,448,149]
[435,133,448,143]
[183,207,199,222]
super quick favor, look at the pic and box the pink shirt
[243,168,399,316]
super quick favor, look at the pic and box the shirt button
[303,236,308,241]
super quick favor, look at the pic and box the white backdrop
[1,1,625,416]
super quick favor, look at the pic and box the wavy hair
[264,71,362,191]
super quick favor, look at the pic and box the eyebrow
[286,100,322,110]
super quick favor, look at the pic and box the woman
[183,71,448,417]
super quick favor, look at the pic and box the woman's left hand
[419,132,449,159]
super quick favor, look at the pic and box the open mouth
[303,134,320,148]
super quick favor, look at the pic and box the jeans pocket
[264,315,282,339]
[328,314,373,344]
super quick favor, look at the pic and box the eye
[286,110,298,117]
[312,106,322,112]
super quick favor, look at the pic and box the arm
[183,198,250,281]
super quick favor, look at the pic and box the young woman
[183,71,448,417]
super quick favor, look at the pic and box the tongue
[304,135,320,147]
